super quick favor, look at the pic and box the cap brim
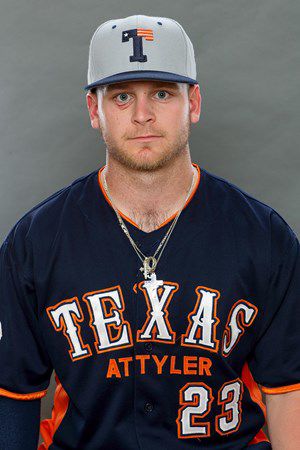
[84,70,198,90]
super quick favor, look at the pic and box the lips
[131,135,161,139]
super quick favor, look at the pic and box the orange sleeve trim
[260,382,300,395]
[0,387,48,400]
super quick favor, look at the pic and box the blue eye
[114,90,170,104]
[155,90,169,99]
[116,93,130,103]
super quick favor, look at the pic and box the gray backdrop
[0,0,299,444]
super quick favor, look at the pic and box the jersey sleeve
[247,209,300,394]
[0,223,53,400]
[0,396,41,447]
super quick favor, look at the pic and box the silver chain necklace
[102,166,197,282]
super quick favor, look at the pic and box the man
[0,13,299,450]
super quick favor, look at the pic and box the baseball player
[0,13,300,450]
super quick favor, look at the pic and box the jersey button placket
[144,342,152,352]
[134,261,159,449]
[144,402,154,413]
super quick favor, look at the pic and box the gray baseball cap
[84,14,198,91]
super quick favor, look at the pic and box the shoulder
[202,167,271,216]
[200,166,297,246]
[2,169,98,256]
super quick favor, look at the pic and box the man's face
[86,80,201,172]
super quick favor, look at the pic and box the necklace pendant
[140,256,158,280]
[144,271,164,291]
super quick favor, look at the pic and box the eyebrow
[105,82,180,92]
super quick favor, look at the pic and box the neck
[100,153,197,231]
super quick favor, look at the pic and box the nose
[131,93,155,125]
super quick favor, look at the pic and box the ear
[86,90,100,129]
[188,84,201,124]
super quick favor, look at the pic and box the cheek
[164,107,187,130]
[175,101,189,120]
[168,100,188,119]
[100,101,123,129]
[101,110,124,134]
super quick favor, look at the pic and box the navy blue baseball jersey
[1,162,300,449]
